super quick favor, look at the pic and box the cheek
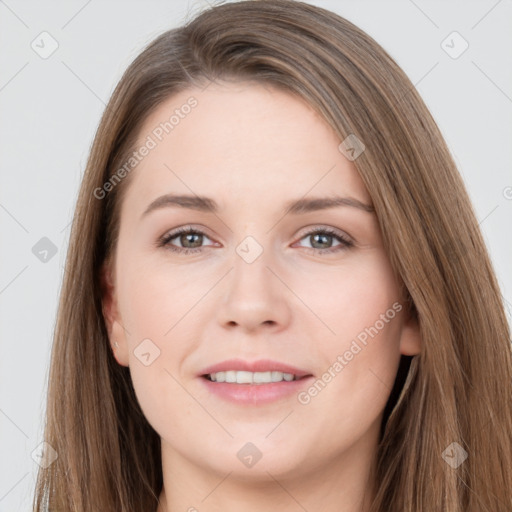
[290,250,402,349]
[295,252,403,411]
[117,263,200,437]
[118,256,204,344]
[114,257,198,418]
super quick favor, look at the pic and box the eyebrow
[141,193,375,219]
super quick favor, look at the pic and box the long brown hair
[33,1,512,510]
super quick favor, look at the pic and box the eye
[157,226,217,255]
[293,226,353,255]
[156,225,353,256]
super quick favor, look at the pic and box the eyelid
[294,224,353,242]
[157,224,218,248]
[291,226,353,252]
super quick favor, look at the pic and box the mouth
[199,358,313,382]
[197,359,314,405]
[202,370,311,384]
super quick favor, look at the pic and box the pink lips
[198,358,314,406]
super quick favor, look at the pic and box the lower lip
[199,375,314,405]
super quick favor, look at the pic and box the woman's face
[103,81,420,482]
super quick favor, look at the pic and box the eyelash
[156,226,354,256]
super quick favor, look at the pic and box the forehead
[123,81,371,214]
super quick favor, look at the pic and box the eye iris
[311,233,332,249]
[180,232,203,248]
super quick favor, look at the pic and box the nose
[216,245,292,333]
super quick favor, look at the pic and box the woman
[33,1,512,511]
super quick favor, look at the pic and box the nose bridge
[216,232,290,331]
[233,234,272,293]
[231,232,277,305]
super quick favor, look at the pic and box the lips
[198,358,315,405]
[199,358,313,379]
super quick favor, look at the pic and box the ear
[100,259,129,367]
[399,306,421,356]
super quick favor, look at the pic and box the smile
[205,370,301,384]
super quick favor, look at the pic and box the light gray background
[1,0,511,510]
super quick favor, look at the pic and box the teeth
[208,370,298,384]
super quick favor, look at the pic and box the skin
[102,81,421,512]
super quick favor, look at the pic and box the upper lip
[200,358,313,378]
